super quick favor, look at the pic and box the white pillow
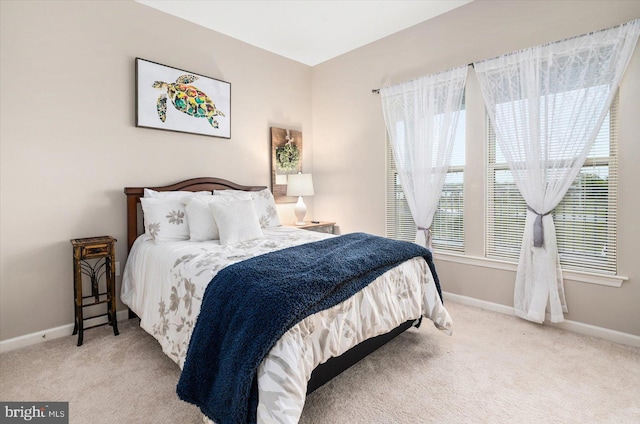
[214,188,280,228]
[140,198,190,243]
[184,196,219,241]
[252,188,281,228]
[144,188,210,200]
[213,190,251,200]
[209,197,263,245]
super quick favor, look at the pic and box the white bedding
[122,226,452,423]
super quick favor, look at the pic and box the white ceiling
[136,0,472,66]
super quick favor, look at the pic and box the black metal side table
[70,236,119,346]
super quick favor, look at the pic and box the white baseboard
[0,310,130,354]
[3,296,639,352]
[443,291,640,348]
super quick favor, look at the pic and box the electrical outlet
[115,261,121,277]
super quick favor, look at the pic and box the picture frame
[271,127,303,203]
[135,58,231,138]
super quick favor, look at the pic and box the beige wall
[0,0,313,340]
[312,1,640,336]
[2,0,639,343]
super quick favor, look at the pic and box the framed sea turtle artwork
[135,58,231,138]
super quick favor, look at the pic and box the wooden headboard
[124,177,267,252]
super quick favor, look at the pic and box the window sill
[433,252,628,288]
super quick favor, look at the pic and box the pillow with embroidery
[140,198,190,243]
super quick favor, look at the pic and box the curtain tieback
[417,226,432,249]
[526,206,552,248]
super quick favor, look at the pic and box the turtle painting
[152,75,225,129]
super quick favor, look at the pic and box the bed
[122,177,452,424]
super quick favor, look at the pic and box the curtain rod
[372,62,474,94]
[372,19,639,94]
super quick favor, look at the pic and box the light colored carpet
[1,301,639,424]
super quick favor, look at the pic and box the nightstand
[70,236,119,346]
[289,221,336,234]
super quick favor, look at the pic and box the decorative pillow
[252,188,281,228]
[140,198,190,243]
[144,188,210,200]
[214,188,280,228]
[209,197,263,245]
[183,196,219,241]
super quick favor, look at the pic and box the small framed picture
[271,127,303,203]
[135,58,231,138]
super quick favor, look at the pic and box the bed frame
[124,177,417,395]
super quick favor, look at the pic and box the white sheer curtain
[380,66,467,249]
[474,19,640,323]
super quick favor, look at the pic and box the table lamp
[286,173,314,225]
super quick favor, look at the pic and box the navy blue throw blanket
[177,232,441,424]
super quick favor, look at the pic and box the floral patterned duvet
[121,227,452,424]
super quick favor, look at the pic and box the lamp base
[293,196,307,226]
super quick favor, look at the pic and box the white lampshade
[286,173,314,197]
[286,173,314,225]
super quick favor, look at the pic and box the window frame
[385,95,466,253]
[485,94,619,275]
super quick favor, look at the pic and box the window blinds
[486,95,618,275]
[386,97,466,252]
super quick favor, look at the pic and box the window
[486,95,618,275]
[386,96,466,252]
